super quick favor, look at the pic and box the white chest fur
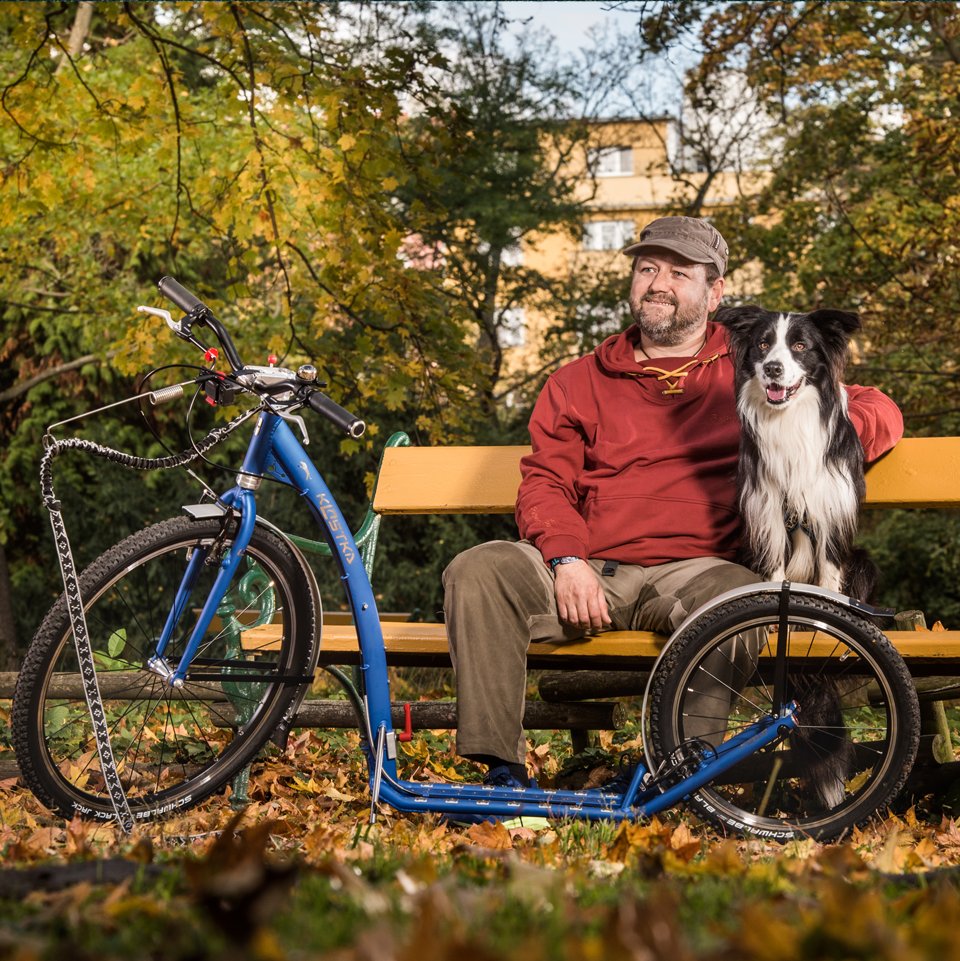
[738,380,859,589]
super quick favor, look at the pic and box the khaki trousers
[442,540,757,763]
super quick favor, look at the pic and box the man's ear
[706,276,725,313]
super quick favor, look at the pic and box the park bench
[240,432,960,769]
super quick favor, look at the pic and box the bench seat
[222,433,960,799]
[241,622,960,671]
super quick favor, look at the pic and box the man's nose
[763,359,784,379]
[648,269,670,291]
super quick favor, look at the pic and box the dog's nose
[763,360,783,379]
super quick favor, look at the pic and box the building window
[500,242,523,267]
[582,219,634,251]
[497,307,526,348]
[576,301,632,342]
[590,146,634,177]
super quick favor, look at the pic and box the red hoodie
[517,322,904,567]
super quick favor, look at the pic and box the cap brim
[621,238,717,266]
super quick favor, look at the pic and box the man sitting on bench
[442,215,904,788]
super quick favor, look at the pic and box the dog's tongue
[766,385,788,403]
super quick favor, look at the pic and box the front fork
[149,487,258,687]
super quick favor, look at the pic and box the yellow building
[501,117,760,376]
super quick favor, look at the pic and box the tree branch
[52,2,106,118]
[122,2,184,242]
[229,2,299,358]
[0,351,118,404]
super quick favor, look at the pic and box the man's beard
[629,289,709,347]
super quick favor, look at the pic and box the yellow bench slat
[241,622,960,661]
[373,445,526,514]
[241,623,663,659]
[864,437,960,509]
[371,438,960,514]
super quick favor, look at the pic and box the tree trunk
[0,545,19,671]
[213,698,626,731]
[538,670,649,702]
[55,1,95,75]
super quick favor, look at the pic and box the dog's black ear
[714,304,770,335]
[807,309,861,334]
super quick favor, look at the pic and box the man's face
[628,251,724,347]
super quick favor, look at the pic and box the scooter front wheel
[13,516,316,822]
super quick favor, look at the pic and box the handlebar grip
[158,276,204,314]
[307,392,366,439]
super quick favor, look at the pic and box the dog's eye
[757,341,769,351]
[792,342,806,352]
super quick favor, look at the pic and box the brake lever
[137,305,181,335]
[138,304,211,359]
[278,410,310,445]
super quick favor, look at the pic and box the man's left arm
[844,384,904,462]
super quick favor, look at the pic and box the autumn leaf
[604,818,673,865]
[666,821,702,863]
[463,820,513,851]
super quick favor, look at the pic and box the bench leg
[570,730,595,754]
[921,699,955,765]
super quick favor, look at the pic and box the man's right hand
[554,560,612,633]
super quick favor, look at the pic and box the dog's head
[715,305,860,408]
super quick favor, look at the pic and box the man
[443,216,903,788]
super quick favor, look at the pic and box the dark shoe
[483,764,530,789]
[440,766,544,827]
[604,757,642,795]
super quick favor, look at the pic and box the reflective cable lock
[38,406,257,832]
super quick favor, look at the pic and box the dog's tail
[843,548,878,604]
[790,677,855,810]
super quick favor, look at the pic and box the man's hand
[554,561,611,633]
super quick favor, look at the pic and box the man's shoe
[604,757,643,797]
[483,765,530,789]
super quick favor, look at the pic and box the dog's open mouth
[765,379,803,405]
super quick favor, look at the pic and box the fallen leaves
[2,725,960,959]
[185,811,298,947]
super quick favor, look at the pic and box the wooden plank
[241,623,665,658]
[240,623,960,662]
[864,437,960,508]
[322,611,411,625]
[373,445,526,514]
[370,438,960,514]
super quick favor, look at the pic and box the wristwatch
[549,555,583,571]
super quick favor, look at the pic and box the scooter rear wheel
[648,593,919,841]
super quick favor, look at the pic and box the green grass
[0,799,959,961]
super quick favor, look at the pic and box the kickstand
[369,725,387,824]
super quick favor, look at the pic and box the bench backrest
[371,437,960,515]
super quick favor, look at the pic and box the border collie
[716,304,874,810]
[716,304,876,601]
